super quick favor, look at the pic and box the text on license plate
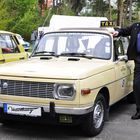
[3,103,41,117]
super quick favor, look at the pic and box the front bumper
[0,102,93,125]
[0,102,93,115]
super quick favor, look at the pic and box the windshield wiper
[35,51,55,55]
[32,51,58,57]
[60,52,93,59]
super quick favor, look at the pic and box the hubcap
[93,100,104,129]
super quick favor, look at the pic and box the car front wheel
[82,94,106,136]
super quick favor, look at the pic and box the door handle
[19,57,25,60]
[0,59,5,62]
[121,66,126,71]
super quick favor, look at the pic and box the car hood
[0,57,113,79]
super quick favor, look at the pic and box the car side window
[0,34,19,54]
[114,38,125,60]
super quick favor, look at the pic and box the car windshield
[34,32,111,59]
[16,34,25,44]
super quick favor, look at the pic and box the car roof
[0,30,15,35]
[59,27,114,33]
[44,28,112,36]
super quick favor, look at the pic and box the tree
[65,0,86,15]
[116,0,140,26]
[0,0,48,40]
[108,0,112,20]
[0,0,13,30]
[117,0,123,26]
[87,0,110,17]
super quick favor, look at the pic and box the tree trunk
[117,0,123,27]
[129,0,133,25]
[108,0,112,20]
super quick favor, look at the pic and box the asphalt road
[0,100,139,140]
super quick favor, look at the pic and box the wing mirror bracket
[115,55,128,64]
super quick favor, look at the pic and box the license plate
[3,103,41,117]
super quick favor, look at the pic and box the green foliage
[63,0,86,15]
[54,1,75,16]
[0,0,63,41]
[11,10,43,40]
[88,0,110,17]
[0,0,44,41]
[0,0,13,30]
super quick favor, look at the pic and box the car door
[0,33,27,63]
[121,37,134,94]
[113,37,133,101]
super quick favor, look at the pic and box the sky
[111,0,117,7]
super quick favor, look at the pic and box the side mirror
[116,55,128,64]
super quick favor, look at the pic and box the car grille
[0,79,55,99]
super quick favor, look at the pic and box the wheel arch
[97,87,110,108]
[97,87,110,120]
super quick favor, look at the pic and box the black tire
[0,110,11,125]
[0,116,7,124]
[81,94,106,136]
[0,116,14,125]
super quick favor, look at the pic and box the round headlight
[54,84,75,100]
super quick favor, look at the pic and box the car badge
[3,82,8,89]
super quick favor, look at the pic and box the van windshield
[34,32,111,59]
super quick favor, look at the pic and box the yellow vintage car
[0,30,28,64]
[0,17,134,136]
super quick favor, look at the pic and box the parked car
[0,30,28,64]
[0,16,134,136]
[16,34,30,51]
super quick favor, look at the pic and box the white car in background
[16,34,30,51]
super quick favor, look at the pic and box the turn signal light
[81,89,91,95]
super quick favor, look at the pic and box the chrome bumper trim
[55,106,93,115]
[0,102,93,115]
